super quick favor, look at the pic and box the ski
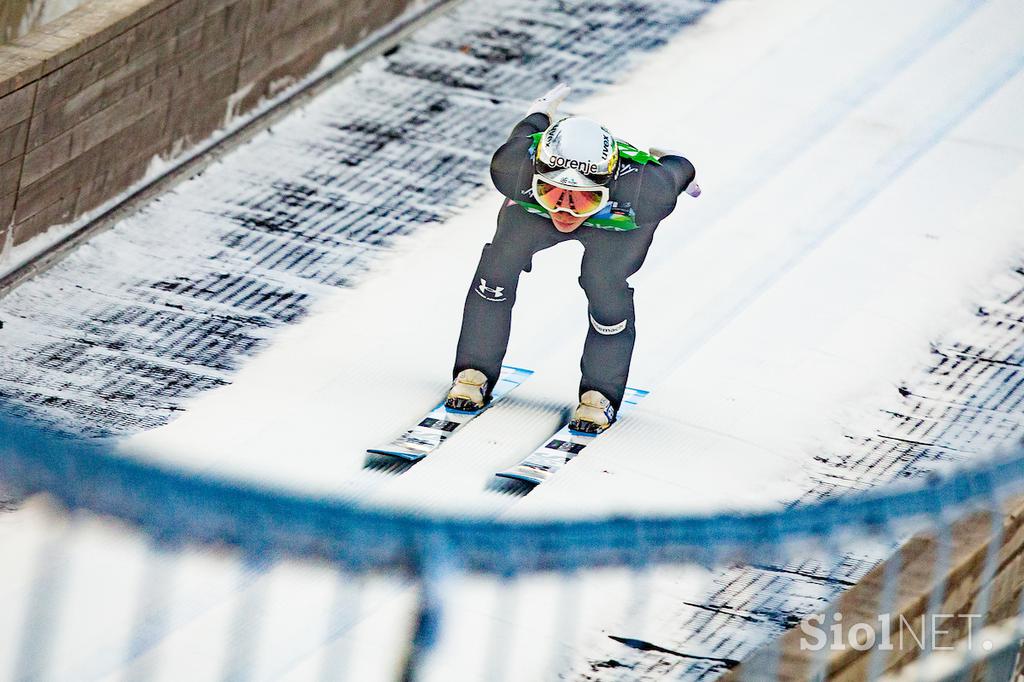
[367,365,533,462]
[494,387,649,486]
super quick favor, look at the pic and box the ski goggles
[531,176,610,218]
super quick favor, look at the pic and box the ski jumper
[453,112,696,410]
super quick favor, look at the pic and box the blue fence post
[400,531,455,682]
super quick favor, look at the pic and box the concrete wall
[0,0,415,253]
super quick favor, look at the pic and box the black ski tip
[365,448,425,462]
[488,475,536,497]
[363,453,417,475]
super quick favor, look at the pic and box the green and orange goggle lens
[532,176,610,218]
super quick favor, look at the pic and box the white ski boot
[568,390,616,435]
[445,369,490,413]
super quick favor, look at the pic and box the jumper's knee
[579,271,631,306]
[481,242,534,275]
[579,275,633,336]
[473,243,531,304]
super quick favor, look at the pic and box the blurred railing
[1,416,1024,680]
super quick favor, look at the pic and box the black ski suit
[454,112,696,410]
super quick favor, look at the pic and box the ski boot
[445,369,490,413]
[568,390,616,435]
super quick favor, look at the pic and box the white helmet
[535,117,618,189]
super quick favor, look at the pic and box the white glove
[685,180,701,198]
[525,82,571,119]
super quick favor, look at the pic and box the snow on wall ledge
[0,0,420,259]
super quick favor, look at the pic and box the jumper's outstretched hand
[526,82,571,119]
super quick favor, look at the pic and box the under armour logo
[476,278,507,302]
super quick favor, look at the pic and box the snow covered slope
[0,0,1023,678]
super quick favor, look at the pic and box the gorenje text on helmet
[545,155,604,176]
